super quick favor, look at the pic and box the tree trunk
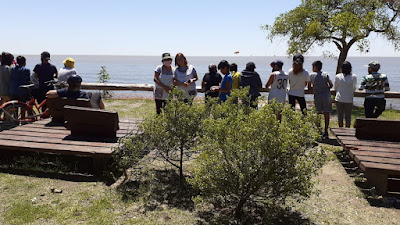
[234,196,249,218]
[179,147,184,179]
[336,45,350,74]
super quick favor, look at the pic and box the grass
[0,98,399,224]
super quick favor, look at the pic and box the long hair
[341,61,352,76]
[175,53,187,67]
[1,52,14,66]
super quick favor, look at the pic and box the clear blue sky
[2,0,399,57]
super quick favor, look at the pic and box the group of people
[153,53,391,137]
[0,51,104,110]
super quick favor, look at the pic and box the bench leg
[92,156,110,177]
[365,170,388,196]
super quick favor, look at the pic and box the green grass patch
[104,99,155,119]
[5,201,56,225]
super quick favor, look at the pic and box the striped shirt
[359,72,390,98]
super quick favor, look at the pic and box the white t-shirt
[288,68,310,97]
[174,65,197,99]
[268,70,288,103]
[334,73,357,103]
[58,67,77,82]
[154,65,174,100]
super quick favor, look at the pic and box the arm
[265,74,275,89]
[54,72,58,79]
[99,99,105,109]
[334,76,339,90]
[46,90,59,98]
[359,76,366,90]
[215,82,232,93]
[328,79,333,89]
[154,71,169,91]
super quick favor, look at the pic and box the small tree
[189,90,326,217]
[265,0,400,73]
[97,66,113,98]
[114,88,205,179]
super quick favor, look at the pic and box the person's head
[161,53,172,67]
[229,63,238,72]
[1,52,14,66]
[208,64,217,73]
[16,56,26,67]
[41,51,51,63]
[67,74,83,90]
[271,59,283,71]
[293,54,304,64]
[341,61,352,75]
[245,62,256,72]
[368,61,380,73]
[218,60,230,75]
[292,59,303,74]
[63,57,75,68]
[312,60,322,72]
[175,53,187,67]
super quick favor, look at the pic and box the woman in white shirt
[288,58,310,114]
[334,61,357,128]
[173,53,198,102]
[153,53,175,114]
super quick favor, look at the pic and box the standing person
[33,51,58,110]
[173,53,198,102]
[240,62,262,107]
[230,63,241,90]
[266,59,288,104]
[288,55,310,114]
[58,57,77,82]
[211,60,233,102]
[308,61,333,138]
[154,53,175,114]
[334,61,357,128]
[10,56,31,102]
[359,61,390,118]
[201,64,222,102]
[0,52,14,105]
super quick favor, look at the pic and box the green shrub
[189,90,326,217]
[97,66,113,98]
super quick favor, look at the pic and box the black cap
[246,62,256,70]
[41,51,51,60]
[293,54,304,63]
[67,74,83,86]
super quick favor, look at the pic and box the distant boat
[234,51,239,54]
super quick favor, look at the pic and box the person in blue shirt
[211,60,232,102]
[10,56,31,101]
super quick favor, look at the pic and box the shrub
[189,90,326,217]
[97,66,113,98]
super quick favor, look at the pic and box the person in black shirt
[201,64,222,102]
[33,51,58,109]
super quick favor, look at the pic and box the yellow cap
[63,57,75,68]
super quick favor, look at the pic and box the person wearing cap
[202,64,222,102]
[58,57,77,82]
[334,61,357,128]
[33,51,58,110]
[266,59,288,104]
[46,74,88,99]
[173,53,198,102]
[359,61,390,118]
[287,54,310,114]
[308,61,333,138]
[239,62,262,108]
[211,60,233,102]
[154,53,175,114]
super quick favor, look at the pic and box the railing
[81,83,400,98]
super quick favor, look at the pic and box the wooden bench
[331,126,400,197]
[47,97,91,123]
[64,106,119,138]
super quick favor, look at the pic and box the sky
[1,0,400,57]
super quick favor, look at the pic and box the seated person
[46,74,105,109]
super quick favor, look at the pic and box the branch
[332,40,343,51]
[159,152,181,169]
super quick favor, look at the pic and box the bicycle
[0,80,67,128]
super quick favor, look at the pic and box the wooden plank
[339,139,400,149]
[349,150,400,160]
[13,126,70,134]
[0,139,112,156]
[0,133,115,148]
[348,146,400,153]
[23,122,136,132]
[330,128,356,136]
[359,161,400,174]
[354,155,400,166]
[355,118,400,142]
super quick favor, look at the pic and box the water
[21,55,400,109]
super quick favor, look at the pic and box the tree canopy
[265,0,400,73]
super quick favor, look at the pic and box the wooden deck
[0,118,140,174]
[331,128,400,196]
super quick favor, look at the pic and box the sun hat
[63,58,75,68]
[41,51,51,60]
[162,53,172,61]
[368,61,380,70]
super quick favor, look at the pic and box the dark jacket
[239,70,262,100]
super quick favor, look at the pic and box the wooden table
[331,128,400,197]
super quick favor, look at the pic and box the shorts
[314,95,332,113]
